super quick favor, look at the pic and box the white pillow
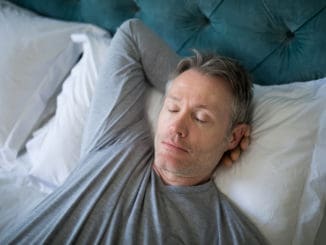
[26,32,111,192]
[214,78,326,245]
[0,1,106,166]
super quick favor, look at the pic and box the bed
[0,0,325,244]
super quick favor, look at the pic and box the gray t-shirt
[2,19,267,244]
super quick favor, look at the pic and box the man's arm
[80,19,180,157]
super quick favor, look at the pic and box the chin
[155,154,191,174]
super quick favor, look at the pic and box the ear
[226,123,250,150]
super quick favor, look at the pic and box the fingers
[220,147,240,168]
[219,125,252,168]
[240,136,250,151]
[230,146,241,161]
[220,154,233,167]
[244,126,251,137]
[240,125,251,151]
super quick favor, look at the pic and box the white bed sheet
[0,152,47,236]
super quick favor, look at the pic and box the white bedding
[0,153,46,235]
[0,0,106,166]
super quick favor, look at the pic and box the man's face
[153,69,234,185]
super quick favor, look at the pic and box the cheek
[156,108,171,132]
[193,130,228,156]
[154,110,168,144]
[155,111,165,134]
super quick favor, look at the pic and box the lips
[161,141,189,153]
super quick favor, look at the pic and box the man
[153,51,252,186]
[2,19,267,244]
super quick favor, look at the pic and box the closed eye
[195,117,207,123]
[165,101,179,113]
[168,109,179,113]
[193,112,210,124]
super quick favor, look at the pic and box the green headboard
[9,0,326,85]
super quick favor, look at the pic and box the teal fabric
[8,0,326,85]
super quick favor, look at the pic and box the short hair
[171,50,253,130]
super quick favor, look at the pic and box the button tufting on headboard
[285,30,295,41]
[7,0,326,85]
[286,30,295,39]
[200,14,210,27]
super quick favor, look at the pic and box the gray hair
[170,50,253,130]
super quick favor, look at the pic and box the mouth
[161,141,189,153]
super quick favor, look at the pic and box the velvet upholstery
[9,0,326,85]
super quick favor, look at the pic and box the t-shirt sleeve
[80,19,180,156]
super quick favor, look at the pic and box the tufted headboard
[8,0,326,85]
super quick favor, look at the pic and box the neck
[152,164,211,186]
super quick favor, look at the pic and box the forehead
[168,69,233,109]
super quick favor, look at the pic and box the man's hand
[220,127,251,167]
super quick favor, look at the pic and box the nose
[169,113,188,138]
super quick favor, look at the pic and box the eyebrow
[166,94,213,111]
[166,94,181,102]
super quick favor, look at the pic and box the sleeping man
[3,19,267,244]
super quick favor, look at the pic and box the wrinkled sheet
[0,153,47,236]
